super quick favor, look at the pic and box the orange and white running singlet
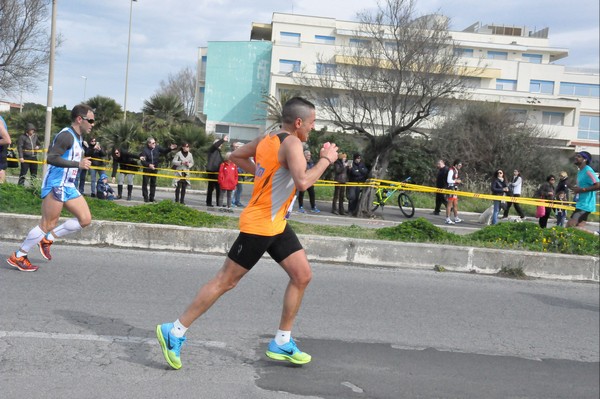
[239,133,296,236]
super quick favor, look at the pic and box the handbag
[535,205,546,218]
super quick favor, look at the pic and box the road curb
[1,213,597,282]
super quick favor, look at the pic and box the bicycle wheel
[371,189,382,212]
[397,193,415,218]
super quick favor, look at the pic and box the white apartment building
[199,12,599,157]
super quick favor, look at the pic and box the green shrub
[375,217,461,243]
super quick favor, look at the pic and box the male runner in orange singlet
[156,97,339,369]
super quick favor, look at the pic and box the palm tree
[258,91,299,132]
[142,94,186,131]
[97,120,143,153]
[169,124,210,169]
[86,96,124,130]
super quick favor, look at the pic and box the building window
[280,31,300,45]
[215,124,230,134]
[316,63,337,76]
[279,59,301,74]
[507,108,528,123]
[315,35,335,45]
[530,80,554,94]
[454,48,474,58]
[542,111,564,126]
[488,51,508,60]
[560,82,600,98]
[522,53,542,63]
[349,38,371,48]
[578,115,600,140]
[496,79,517,91]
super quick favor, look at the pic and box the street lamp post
[81,75,87,101]
[123,0,137,121]
[43,0,58,177]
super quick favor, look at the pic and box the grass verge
[1,183,598,256]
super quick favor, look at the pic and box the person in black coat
[433,159,448,215]
[139,137,177,203]
[205,135,228,207]
[111,147,141,200]
[346,153,369,216]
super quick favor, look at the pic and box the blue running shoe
[156,323,186,370]
[265,337,311,364]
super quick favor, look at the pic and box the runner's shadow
[54,309,166,369]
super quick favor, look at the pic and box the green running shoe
[156,323,186,370]
[265,337,311,365]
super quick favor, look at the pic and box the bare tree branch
[0,0,51,96]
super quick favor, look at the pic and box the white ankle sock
[275,330,291,345]
[171,319,187,338]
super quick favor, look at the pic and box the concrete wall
[1,213,597,282]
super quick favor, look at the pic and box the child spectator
[96,173,115,200]
[555,190,567,227]
[218,152,238,212]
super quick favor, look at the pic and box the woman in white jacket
[172,143,194,205]
[502,169,526,219]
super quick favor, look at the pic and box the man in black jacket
[139,137,177,203]
[205,135,228,207]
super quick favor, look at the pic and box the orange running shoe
[39,237,53,260]
[7,253,39,272]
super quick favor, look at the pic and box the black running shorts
[227,224,303,270]
[570,209,590,224]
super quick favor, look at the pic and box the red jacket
[218,161,238,190]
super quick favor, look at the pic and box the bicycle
[371,177,415,218]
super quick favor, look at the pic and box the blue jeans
[233,182,243,205]
[492,200,501,225]
[90,169,98,195]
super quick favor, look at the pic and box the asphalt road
[1,243,598,398]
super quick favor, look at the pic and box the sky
[9,0,600,112]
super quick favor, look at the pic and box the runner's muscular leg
[39,194,66,233]
[179,257,249,327]
[277,249,312,331]
[63,196,92,228]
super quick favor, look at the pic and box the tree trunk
[356,146,392,218]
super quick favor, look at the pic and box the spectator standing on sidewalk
[139,138,177,203]
[88,138,107,197]
[0,115,11,183]
[433,159,448,215]
[445,159,463,225]
[172,143,194,205]
[111,148,140,200]
[347,153,369,216]
[218,152,238,212]
[490,169,509,225]
[297,150,320,213]
[332,153,349,215]
[502,169,526,220]
[231,141,245,207]
[75,139,93,194]
[206,136,228,207]
[536,175,556,228]
[17,123,41,186]
[555,171,570,201]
